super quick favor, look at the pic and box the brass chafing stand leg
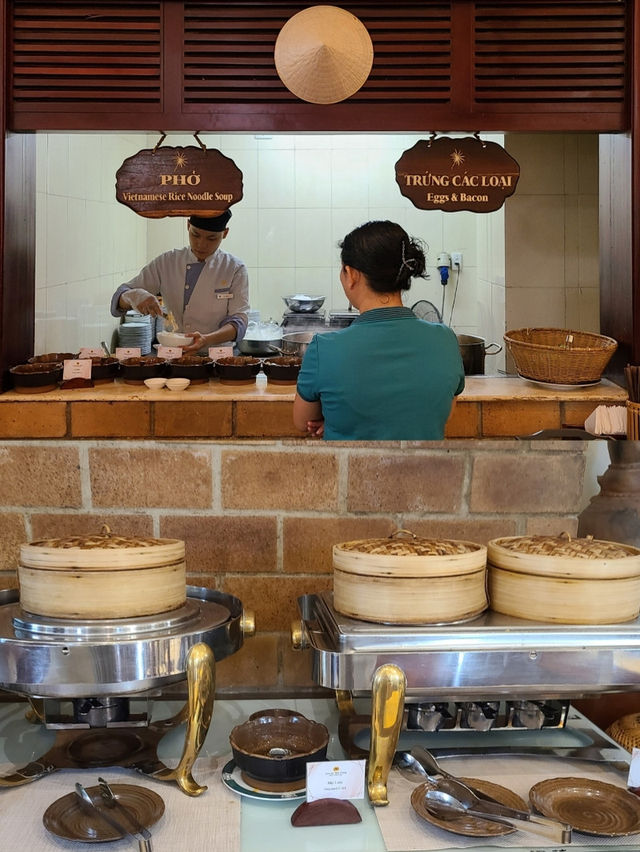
[25,697,45,724]
[150,641,215,796]
[368,663,406,807]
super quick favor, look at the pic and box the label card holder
[115,347,142,361]
[157,345,182,359]
[305,759,366,803]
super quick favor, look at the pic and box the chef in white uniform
[110,211,249,353]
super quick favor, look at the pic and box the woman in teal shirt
[293,221,465,440]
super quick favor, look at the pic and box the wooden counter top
[0,374,627,439]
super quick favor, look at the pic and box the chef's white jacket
[111,246,249,341]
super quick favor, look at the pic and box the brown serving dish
[166,355,214,383]
[214,356,261,384]
[89,356,120,383]
[261,355,302,384]
[120,356,167,384]
[10,362,63,393]
[229,712,329,784]
[28,352,76,364]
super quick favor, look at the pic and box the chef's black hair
[339,220,427,292]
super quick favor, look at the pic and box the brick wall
[0,439,588,696]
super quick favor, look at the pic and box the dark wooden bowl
[214,356,261,383]
[229,713,329,783]
[120,356,167,384]
[166,355,214,383]
[10,362,63,393]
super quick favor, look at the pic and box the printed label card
[115,347,141,361]
[209,346,234,360]
[78,347,106,358]
[62,359,92,380]
[305,760,366,802]
[157,346,182,359]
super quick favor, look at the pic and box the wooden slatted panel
[10,1,162,106]
[183,2,452,104]
[474,1,628,105]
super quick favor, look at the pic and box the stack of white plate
[118,322,153,354]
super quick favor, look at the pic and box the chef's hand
[120,288,162,316]
[306,419,324,438]
[182,332,206,354]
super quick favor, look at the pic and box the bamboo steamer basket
[18,525,187,620]
[487,533,640,624]
[332,530,488,624]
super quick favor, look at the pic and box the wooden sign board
[116,146,243,218]
[395,137,520,213]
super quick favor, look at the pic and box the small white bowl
[165,378,191,391]
[144,377,166,390]
[157,331,194,347]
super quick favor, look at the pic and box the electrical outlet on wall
[452,252,463,268]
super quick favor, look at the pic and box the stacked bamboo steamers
[332,530,640,625]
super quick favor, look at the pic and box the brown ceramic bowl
[89,356,120,383]
[261,356,302,384]
[28,352,76,364]
[166,355,214,383]
[214,356,261,384]
[120,356,167,384]
[229,713,329,784]
[10,362,63,393]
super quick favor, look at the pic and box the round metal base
[0,586,244,698]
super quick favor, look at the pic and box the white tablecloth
[375,755,638,850]
[0,754,241,852]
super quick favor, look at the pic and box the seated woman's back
[297,307,464,440]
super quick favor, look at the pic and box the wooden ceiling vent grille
[182,2,453,105]
[474,1,628,110]
[9,1,162,109]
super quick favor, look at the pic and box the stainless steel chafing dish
[0,586,255,796]
[293,591,640,805]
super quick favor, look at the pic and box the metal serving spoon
[424,788,572,843]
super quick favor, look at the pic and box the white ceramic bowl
[144,377,166,390]
[157,331,194,347]
[165,378,191,391]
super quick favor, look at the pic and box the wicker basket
[504,328,617,384]
[606,713,640,752]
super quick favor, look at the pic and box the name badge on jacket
[217,292,233,300]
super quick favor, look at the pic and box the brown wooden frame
[0,0,638,387]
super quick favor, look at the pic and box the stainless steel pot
[456,334,502,375]
[237,336,282,356]
[280,330,332,357]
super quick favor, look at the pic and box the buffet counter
[0,696,634,852]
[0,375,626,439]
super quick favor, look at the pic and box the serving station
[293,590,640,807]
[0,584,254,796]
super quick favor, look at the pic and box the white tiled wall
[34,131,598,370]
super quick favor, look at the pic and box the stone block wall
[0,439,588,696]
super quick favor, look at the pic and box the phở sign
[116,146,243,218]
[395,136,520,213]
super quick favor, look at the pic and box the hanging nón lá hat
[274,5,374,105]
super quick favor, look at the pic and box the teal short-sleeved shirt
[296,307,465,440]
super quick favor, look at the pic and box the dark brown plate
[411,777,527,837]
[529,776,640,836]
[43,783,164,843]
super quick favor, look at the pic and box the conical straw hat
[274,5,374,105]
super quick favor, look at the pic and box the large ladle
[424,789,572,843]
